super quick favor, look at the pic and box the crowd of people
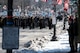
[0,16,53,29]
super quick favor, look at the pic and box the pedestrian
[67,15,78,53]
[51,13,57,41]
[56,12,63,21]
[63,14,68,30]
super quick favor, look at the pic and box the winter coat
[68,17,78,37]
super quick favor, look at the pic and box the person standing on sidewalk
[63,13,68,30]
[67,15,78,53]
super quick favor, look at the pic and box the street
[0,21,68,53]
[0,21,79,53]
[0,0,78,53]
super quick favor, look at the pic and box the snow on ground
[42,33,70,53]
[13,21,69,53]
[13,32,69,53]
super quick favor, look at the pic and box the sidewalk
[13,21,80,53]
[41,32,70,53]
[10,30,80,53]
[42,32,80,53]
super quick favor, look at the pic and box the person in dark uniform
[14,17,19,27]
[25,16,28,28]
[48,17,52,29]
[39,17,43,29]
[34,16,38,28]
[28,16,34,29]
[63,14,68,30]
[68,15,78,53]
[31,16,35,29]
[28,16,32,29]
[22,18,25,29]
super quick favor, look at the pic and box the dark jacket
[68,18,78,37]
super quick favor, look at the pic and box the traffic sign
[2,27,19,49]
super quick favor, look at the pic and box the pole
[53,4,57,39]
[7,0,13,26]
[7,49,12,53]
[6,0,13,53]
[8,0,13,18]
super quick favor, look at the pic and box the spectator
[67,15,78,53]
